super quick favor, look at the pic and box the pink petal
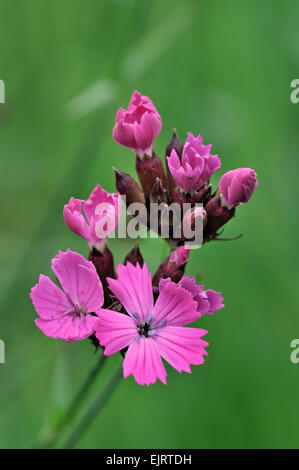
[107,262,153,323]
[123,337,167,386]
[205,289,225,314]
[155,326,209,373]
[30,274,73,320]
[35,313,97,341]
[95,309,137,356]
[83,184,120,227]
[153,279,198,327]
[63,198,90,241]
[51,250,104,312]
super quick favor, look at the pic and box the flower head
[30,250,104,342]
[219,168,258,207]
[167,132,221,191]
[112,90,162,157]
[95,262,209,386]
[63,185,120,251]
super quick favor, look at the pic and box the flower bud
[124,244,144,267]
[114,168,145,206]
[166,129,184,160]
[112,90,162,157]
[219,168,258,207]
[152,245,190,286]
[136,153,166,195]
[88,244,115,306]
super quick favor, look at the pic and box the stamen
[131,311,140,321]
[146,315,154,325]
[136,335,141,343]
[158,319,167,328]
[147,330,156,337]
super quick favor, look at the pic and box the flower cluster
[114,90,258,244]
[30,90,258,386]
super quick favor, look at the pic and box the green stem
[33,351,106,449]
[62,363,123,449]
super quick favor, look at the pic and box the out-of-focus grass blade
[121,2,195,80]
[66,80,118,119]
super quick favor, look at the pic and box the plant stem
[62,363,123,449]
[33,351,107,449]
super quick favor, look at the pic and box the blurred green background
[1,0,299,449]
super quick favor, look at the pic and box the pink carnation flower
[167,132,221,191]
[112,90,162,157]
[95,262,209,386]
[219,168,258,207]
[161,275,224,317]
[63,184,120,251]
[30,250,104,342]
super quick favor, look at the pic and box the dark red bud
[166,129,184,159]
[124,243,144,267]
[136,153,166,195]
[88,245,115,306]
[114,168,145,206]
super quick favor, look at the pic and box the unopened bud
[166,129,184,159]
[136,153,166,195]
[124,244,144,267]
[153,245,190,286]
[88,244,115,306]
[114,168,145,206]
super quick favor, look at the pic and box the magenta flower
[95,262,208,386]
[167,132,221,191]
[161,275,224,317]
[63,184,120,251]
[30,250,104,342]
[112,90,162,157]
[219,168,258,207]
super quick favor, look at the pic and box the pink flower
[95,262,208,386]
[219,168,258,207]
[30,250,104,342]
[63,185,120,251]
[161,275,224,317]
[112,90,162,157]
[167,132,221,191]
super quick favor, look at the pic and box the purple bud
[219,168,258,207]
[114,168,145,206]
